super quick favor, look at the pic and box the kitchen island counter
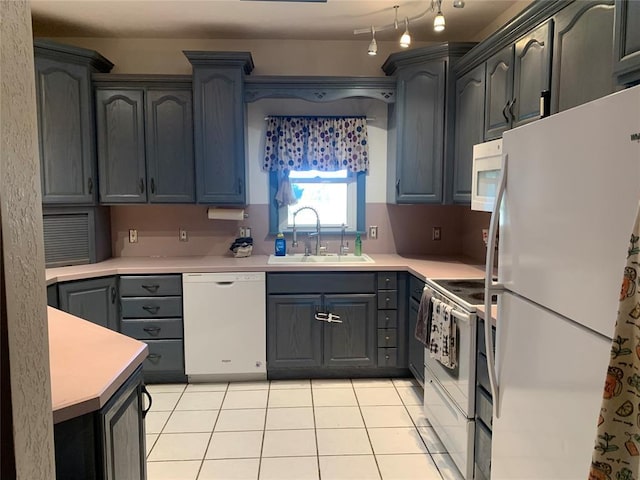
[49,306,148,423]
[45,253,485,285]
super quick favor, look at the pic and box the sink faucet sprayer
[292,206,321,256]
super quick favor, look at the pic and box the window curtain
[262,116,369,206]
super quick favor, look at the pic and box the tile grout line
[310,380,322,480]
[146,384,188,461]
[256,380,272,480]
[194,382,228,480]
[351,378,384,480]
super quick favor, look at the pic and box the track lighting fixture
[354,0,461,54]
[433,0,445,32]
[368,26,377,56]
[400,18,411,48]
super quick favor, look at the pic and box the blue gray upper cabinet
[96,89,148,203]
[614,0,640,85]
[382,43,475,204]
[484,21,552,141]
[552,0,615,112]
[184,51,254,205]
[453,64,486,203]
[145,89,195,203]
[34,40,113,205]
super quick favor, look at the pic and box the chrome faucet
[339,223,349,256]
[292,206,321,256]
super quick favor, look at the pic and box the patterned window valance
[262,116,369,173]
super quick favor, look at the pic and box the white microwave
[471,138,503,212]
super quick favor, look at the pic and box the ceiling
[31,0,531,42]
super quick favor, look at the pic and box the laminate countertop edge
[45,254,487,285]
[48,307,148,424]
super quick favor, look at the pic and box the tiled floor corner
[145,377,463,480]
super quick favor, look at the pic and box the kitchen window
[263,115,368,234]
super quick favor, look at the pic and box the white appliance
[471,138,503,212]
[183,272,266,382]
[484,85,640,478]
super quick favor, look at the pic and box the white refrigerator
[485,84,640,478]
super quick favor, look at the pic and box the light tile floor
[145,378,463,480]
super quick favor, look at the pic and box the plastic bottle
[275,232,286,256]
[354,232,362,256]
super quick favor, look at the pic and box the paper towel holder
[206,207,248,221]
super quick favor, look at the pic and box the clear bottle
[354,232,362,256]
[275,232,286,256]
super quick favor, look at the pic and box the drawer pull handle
[385,336,390,341]
[142,284,160,293]
[141,385,153,418]
[385,355,390,360]
[385,278,390,283]
[143,326,161,335]
[147,353,162,362]
[386,297,390,302]
[385,316,390,321]
[142,305,160,314]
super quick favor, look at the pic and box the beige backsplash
[110,203,490,259]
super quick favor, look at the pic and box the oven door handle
[423,286,471,324]
[484,152,507,419]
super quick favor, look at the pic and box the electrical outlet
[432,226,441,241]
[179,229,188,242]
[128,229,138,243]
[239,227,246,238]
[369,225,378,239]
[482,228,489,246]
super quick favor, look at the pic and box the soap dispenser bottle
[275,233,286,256]
[354,232,362,256]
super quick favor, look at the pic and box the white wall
[246,98,388,205]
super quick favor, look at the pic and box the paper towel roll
[206,207,246,221]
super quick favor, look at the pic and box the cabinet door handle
[509,98,517,120]
[396,179,400,194]
[238,178,243,195]
[147,353,162,362]
[110,286,116,304]
[502,101,510,123]
[142,305,160,314]
[87,177,93,194]
[150,178,155,194]
[141,385,152,419]
[143,326,161,336]
[141,284,160,293]
[139,178,145,194]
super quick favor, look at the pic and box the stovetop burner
[430,278,497,306]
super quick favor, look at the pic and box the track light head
[368,26,377,55]
[400,18,411,48]
[434,10,445,32]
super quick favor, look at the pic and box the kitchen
[3,0,640,479]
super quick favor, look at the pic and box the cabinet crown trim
[183,51,254,74]
[244,76,397,103]
[34,39,114,72]
[382,42,477,75]
[91,73,192,87]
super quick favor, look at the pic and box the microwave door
[472,139,503,212]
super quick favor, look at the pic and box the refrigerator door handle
[484,153,508,418]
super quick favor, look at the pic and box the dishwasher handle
[215,281,235,287]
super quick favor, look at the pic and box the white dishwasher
[183,272,266,382]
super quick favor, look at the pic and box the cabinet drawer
[377,272,398,290]
[378,348,398,367]
[476,386,493,430]
[475,419,492,479]
[409,275,425,302]
[378,328,397,348]
[120,275,182,297]
[143,339,184,373]
[121,297,182,318]
[268,273,375,294]
[121,318,183,340]
[377,310,398,328]
[477,352,491,393]
[377,291,398,310]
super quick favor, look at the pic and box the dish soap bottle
[354,232,362,256]
[275,232,286,257]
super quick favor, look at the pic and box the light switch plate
[432,226,441,241]
[179,229,188,242]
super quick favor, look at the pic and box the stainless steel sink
[267,253,375,265]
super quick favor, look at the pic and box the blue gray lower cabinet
[58,276,118,331]
[475,316,496,480]
[54,366,149,480]
[119,274,186,383]
[266,272,409,379]
[408,275,425,384]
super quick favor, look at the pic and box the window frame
[268,170,366,235]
